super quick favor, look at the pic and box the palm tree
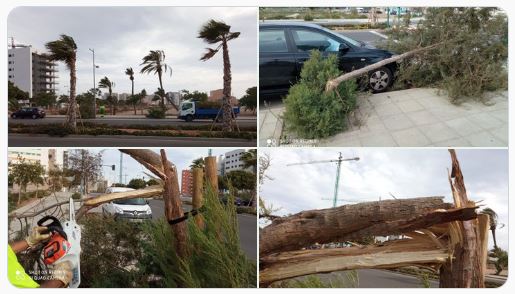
[140,50,176,110]
[45,34,78,130]
[98,77,116,115]
[125,67,136,114]
[190,157,205,169]
[482,207,499,249]
[198,19,240,132]
[241,149,257,174]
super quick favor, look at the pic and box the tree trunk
[260,196,452,255]
[204,156,218,194]
[67,60,77,130]
[192,167,204,228]
[260,238,448,286]
[221,38,233,132]
[491,228,498,249]
[158,70,165,109]
[325,42,442,92]
[439,149,486,288]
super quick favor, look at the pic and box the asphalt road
[8,134,257,147]
[9,116,257,128]
[147,199,257,260]
[313,269,439,288]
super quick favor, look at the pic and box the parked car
[10,107,46,119]
[102,187,152,222]
[259,22,397,97]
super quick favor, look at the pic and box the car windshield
[181,103,192,110]
[113,198,146,205]
[318,26,362,47]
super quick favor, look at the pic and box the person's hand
[51,261,73,287]
[25,226,51,247]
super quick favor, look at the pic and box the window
[291,29,341,52]
[181,102,193,111]
[260,29,289,53]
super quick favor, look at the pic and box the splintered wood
[260,150,488,288]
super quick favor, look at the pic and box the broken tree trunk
[260,196,452,255]
[204,156,218,193]
[75,185,163,219]
[192,167,204,228]
[325,42,442,92]
[439,150,487,288]
[120,149,187,259]
[260,238,448,286]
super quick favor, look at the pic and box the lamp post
[89,48,99,118]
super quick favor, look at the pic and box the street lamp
[89,48,99,118]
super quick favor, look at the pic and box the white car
[102,187,153,221]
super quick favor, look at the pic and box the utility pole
[89,48,98,118]
[287,153,359,207]
[119,152,123,184]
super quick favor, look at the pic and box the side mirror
[339,43,350,54]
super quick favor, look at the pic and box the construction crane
[287,152,359,207]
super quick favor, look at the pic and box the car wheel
[368,67,392,93]
[11,114,16,119]
[32,114,37,119]
[185,114,193,122]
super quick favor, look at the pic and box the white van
[102,187,152,221]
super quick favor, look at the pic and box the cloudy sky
[8,7,257,97]
[260,148,509,250]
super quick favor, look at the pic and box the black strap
[168,206,205,225]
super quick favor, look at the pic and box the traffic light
[111,165,115,171]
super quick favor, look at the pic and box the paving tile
[466,113,504,130]
[381,113,415,131]
[391,127,431,147]
[405,110,440,126]
[396,99,425,113]
[433,137,471,147]
[464,131,507,147]
[419,122,460,143]
[489,125,508,144]
[360,132,398,147]
[444,117,484,137]
[373,103,403,118]
[488,109,509,123]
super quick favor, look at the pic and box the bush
[283,50,357,138]
[46,125,74,137]
[379,8,508,102]
[146,107,166,119]
[71,192,82,200]
[303,13,314,21]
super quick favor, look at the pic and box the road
[9,134,257,147]
[148,199,257,260]
[313,269,439,288]
[9,116,257,128]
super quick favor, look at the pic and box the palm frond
[198,20,230,44]
[200,48,219,61]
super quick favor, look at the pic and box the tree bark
[439,149,485,288]
[222,37,233,132]
[192,167,204,228]
[67,60,77,130]
[325,42,442,92]
[204,156,218,194]
[260,196,451,255]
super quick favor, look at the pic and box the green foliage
[239,87,257,113]
[182,90,208,102]
[79,215,146,287]
[8,157,46,205]
[67,149,103,193]
[380,8,508,102]
[146,106,166,119]
[47,125,74,137]
[127,178,147,190]
[146,179,159,186]
[71,192,82,200]
[240,149,257,172]
[32,92,57,107]
[76,91,96,119]
[8,81,29,101]
[112,183,127,187]
[489,247,508,275]
[220,170,256,191]
[303,13,314,21]
[190,157,205,169]
[283,50,357,138]
[138,187,256,287]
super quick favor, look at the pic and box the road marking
[369,30,389,39]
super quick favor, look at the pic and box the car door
[259,28,297,94]
[289,28,367,74]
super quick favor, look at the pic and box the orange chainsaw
[37,216,70,265]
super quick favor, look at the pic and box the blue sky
[260,148,509,251]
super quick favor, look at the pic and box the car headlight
[114,206,123,213]
[146,208,152,214]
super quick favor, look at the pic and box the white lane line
[369,30,389,39]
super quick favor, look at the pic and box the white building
[8,45,58,98]
[221,149,252,175]
[166,91,182,106]
[8,148,64,172]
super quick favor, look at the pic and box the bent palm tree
[98,77,116,115]
[140,50,176,110]
[45,34,78,130]
[482,207,499,249]
[198,19,240,132]
[125,67,136,114]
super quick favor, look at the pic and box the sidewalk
[259,88,508,147]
